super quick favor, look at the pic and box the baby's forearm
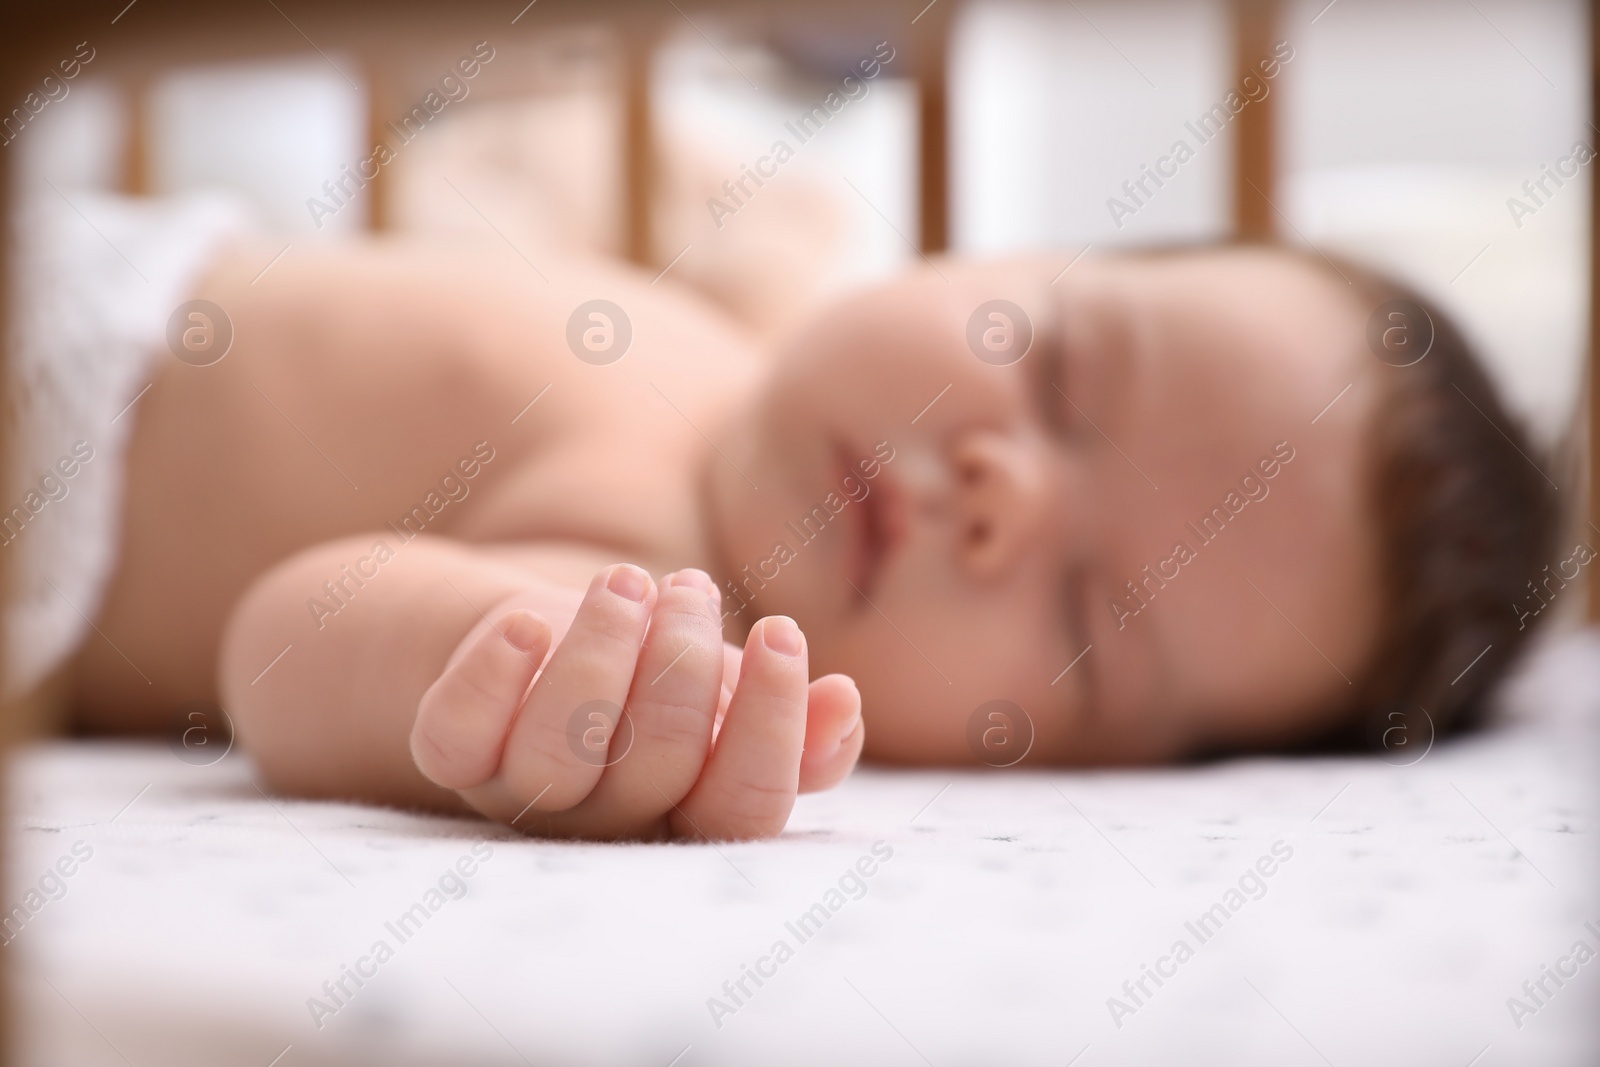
[222,534,862,840]
[219,534,588,811]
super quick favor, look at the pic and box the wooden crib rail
[13,0,1284,258]
[1591,0,1599,621]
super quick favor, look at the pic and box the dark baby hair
[1303,249,1565,749]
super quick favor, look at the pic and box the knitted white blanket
[3,188,244,698]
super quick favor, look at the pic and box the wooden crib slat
[1589,0,1598,618]
[915,0,952,255]
[0,39,16,1062]
[365,60,392,231]
[622,24,656,267]
[1233,0,1279,240]
[121,75,151,198]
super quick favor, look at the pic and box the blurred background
[10,0,1587,440]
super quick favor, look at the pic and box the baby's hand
[409,565,864,840]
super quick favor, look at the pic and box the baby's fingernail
[762,616,804,657]
[500,611,544,653]
[668,568,720,607]
[827,677,862,742]
[607,564,652,603]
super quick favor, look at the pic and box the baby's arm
[219,535,863,840]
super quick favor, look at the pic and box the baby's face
[708,247,1384,765]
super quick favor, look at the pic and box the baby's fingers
[493,564,655,811]
[572,569,724,831]
[671,616,808,841]
[412,611,550,790]
[797,674,863,794]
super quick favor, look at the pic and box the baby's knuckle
[505,761,589,812]
[707,803,787,841]
[726,774,795,805]
[573,610,647,659]
[648,641,723,689]
[650,602,721,648]
[633,698,712,747]
[555,650,637,695]
[450,664,511,710]
[411,720,463,778]
[656,584,720,623]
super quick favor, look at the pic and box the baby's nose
[948,431,1050,575]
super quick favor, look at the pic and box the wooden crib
[0,0,1292,697]
[0,1,1593,1056]
[0,3,1592,740]
[0,1,1285,254]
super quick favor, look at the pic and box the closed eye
[1030,322,1073,434]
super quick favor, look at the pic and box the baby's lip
[842,444,901,604]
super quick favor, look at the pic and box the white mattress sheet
[6,632,1597,1067]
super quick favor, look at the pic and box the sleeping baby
[64,239,1559,839]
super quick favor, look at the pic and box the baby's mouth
[842,448,899,604]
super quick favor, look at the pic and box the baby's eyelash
[1031,331,1072,432]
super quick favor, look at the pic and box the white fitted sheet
[7,631,1597,1067]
